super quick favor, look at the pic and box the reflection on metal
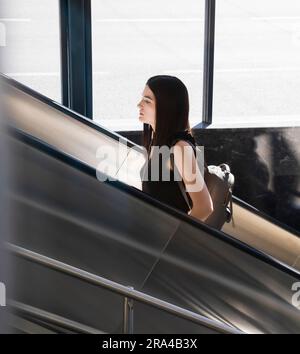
[0,74,139,150]
[7,243,240,334]
[2,78,145,189]
[8,313,56,334]
[8,300,103,334]
[222,201,300,271]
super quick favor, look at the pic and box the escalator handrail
[232,196,300,237]
[0,73,142,151]
[9,127,300,280]
[7,243,242,334]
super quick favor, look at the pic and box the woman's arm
[173,140,213,222]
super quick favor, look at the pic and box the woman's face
[137,85,156,130]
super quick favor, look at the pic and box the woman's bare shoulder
[172,140,194,154]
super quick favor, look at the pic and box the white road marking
[0,18,31,22]
[93,71,110,75]
[251,17,300,21]
[95,17,300,24]
[5,71,109,77]
[5,66,300,79]
[6,72,59,77]
[163,70,203,74]
[164,67,300,74]
[217,67,300,73]
[95,115,300,131]
[96,18,203,23]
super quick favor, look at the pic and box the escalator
[1,74,300,333]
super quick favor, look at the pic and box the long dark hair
[143,75,192,154]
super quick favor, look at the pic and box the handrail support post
[123,287,134,334]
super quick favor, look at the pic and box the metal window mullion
[59,0,70,108]
[59,0,93,119]
[202,0,216,125]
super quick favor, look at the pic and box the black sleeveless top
[140,130,196,213]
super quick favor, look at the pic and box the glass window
[92,0,205,131]
[214,0,300,127]
[0,0,61,102]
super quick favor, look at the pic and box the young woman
[137,75,213,222]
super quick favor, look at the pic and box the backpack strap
[176,171,192,210]
[228,189,235,227]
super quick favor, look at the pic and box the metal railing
[7,243,242,334]
[8,300,104,334]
